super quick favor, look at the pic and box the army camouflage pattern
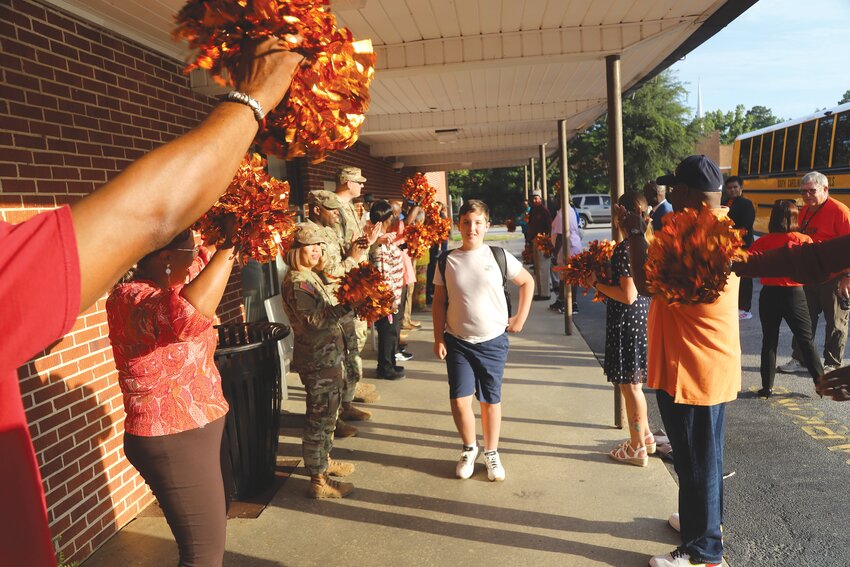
[336,200,364,253]
[303,219,360,283]
[281,269,350,373]
[300,366,344,474]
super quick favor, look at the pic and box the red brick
[13,132,46,149]
[0,163,19,177]
[51,166,81,180]
[0,83,26,103]
[34,405,70,431]
[66,60,94,78]
[40,80,71,99]
[46,9,75,31]
[17,27,50,50]
[63,154,91,167]
[29,121,61,137]
[25,91,58,109]
[3,115,31,133]
[24,194,57,207]
[46,137,75,152]
[12,0,46,20]
[18,164,52,178]
[1,178,37,193]
[78,168,106,182]
[3,69,39,90]
[31,19,64,43]
[57,99,85,116]
[74,142,102,157]
[8,101,43,120]
[3,38,36,60]
[33,152,64,165]
[21,59,54,80]
[87,131,112,145]
[59,125,87,141]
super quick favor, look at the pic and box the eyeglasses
[800,188,819,196]
[173,246,200,256]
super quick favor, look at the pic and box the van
[571,194,611,228]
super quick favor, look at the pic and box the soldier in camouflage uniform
[306,190,375,433]
[334,167,381,403]
[280,224,355,498]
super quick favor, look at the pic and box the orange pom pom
[534,233,554,258]
[645,205,747,305]
[555,239,615,302]
[174,0,375,163]
[400,173,451,259]
[335,263,396,323]
[193,153,297,263]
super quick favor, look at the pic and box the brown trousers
[124,416,229,567]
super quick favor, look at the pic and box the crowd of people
[3,35,850,567]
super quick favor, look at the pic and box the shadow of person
[17,365,116,564]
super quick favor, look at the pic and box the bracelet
[223,91,266,126]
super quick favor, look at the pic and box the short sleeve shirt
[799,197,850,243]
[0,206,81,567]
[434,245,523,343]
[748,232,812,286]
[106,249,229,436]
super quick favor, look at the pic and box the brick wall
[0,0,246,562]
[301,141,411,201]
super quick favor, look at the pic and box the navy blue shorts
[445,332,509,403]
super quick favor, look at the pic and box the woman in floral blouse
[106,225,235,567]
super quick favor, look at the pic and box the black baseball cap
[656,155,723,192]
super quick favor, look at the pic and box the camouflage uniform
[281,267,351,475]
[330,195,370,403]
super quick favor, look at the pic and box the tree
[447,167,526,222]
[569,70,697,194]
[696,104,782,144]
[839,89,850,105]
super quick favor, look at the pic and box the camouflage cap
[338,166,367,184]
[293,223,327,247]
[308,189,343,210]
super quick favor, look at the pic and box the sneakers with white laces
[483,450,505,481]
[777,358,804,373]
[738,310,752,320]
[455,446,478,479]
[649,548,720,567]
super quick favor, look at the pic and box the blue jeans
[656,390,725,563]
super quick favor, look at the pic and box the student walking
[432,200,533,481]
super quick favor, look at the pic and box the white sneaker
[483,450,506,481]
[668,512,680,532]
[738,310,752,320]
[777,359,804,373]
[649,549,720,567]
[455,446,478,479]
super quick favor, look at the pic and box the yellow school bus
[731,101,850,234]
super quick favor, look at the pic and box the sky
[669,0,850,121]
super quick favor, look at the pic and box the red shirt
[798,197,850,243]
[748,232,812,287]
[106,249,228,436]
[0,206,81,567]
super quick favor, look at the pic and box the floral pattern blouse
[106,248,228,436]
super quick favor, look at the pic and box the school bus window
[739,138,751,175]
[814,115,834,169]
[759,133,772,173]
[833,111,850,167]
[783,124,800,172]
[797,120,815,171]
[771,128,785,173]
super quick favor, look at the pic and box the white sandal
[645,435,657,455]
[609,440,649,467]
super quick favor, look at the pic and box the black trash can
[214,322,290,501]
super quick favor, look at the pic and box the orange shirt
[748,232,812,287]
[798,197,850,243]
[646,208,742,405]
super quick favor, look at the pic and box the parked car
[571,193,611,228]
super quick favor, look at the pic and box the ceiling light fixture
[435,128,460,144]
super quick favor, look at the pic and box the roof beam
[362,98,606,135]
[369,130,557,158]
[374,18,690,78]
[403,148,538,169]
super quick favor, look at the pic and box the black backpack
[438,246,513,316]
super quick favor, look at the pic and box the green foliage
[447,167,528,222]
[54,537,79,567]
[569,70,697,193]
[839,89,850,105]
[696,104,783,144]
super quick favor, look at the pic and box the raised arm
[70,38,304,311]
[733,233,850,284]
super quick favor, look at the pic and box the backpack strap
[437,249,452,288]
[489,245,508,285]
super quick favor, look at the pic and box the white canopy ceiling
[43,0,755,171]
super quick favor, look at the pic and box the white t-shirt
[550,208,582,264]
[434,245,523,343]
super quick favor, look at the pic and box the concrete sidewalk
[84,299,686,567]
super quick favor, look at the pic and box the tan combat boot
[327,458,356,477]
[308,474,354,498]
[353,382,380,404]
[335,418,358,438]
[340,401,372,421]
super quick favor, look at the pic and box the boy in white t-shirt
[432,200,534,481]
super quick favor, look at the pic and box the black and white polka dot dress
[603,240,650,384]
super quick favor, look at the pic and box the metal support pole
[539,143,548,202]
[558,119,572,336]
[523,165,529,200]
[529,157,536,195]
[606,53,626,428]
